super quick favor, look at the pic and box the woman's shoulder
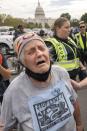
[4,72,26,94]
[51,65,69,79]
[52,64,67,72]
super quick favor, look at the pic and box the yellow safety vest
[46,37,80,71]
[75,32,87,50]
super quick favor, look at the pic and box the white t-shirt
[1,65,77,131]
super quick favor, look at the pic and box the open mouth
[37,60,45,65]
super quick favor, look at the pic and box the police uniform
[75,32,87,64]
[45,36,80,80]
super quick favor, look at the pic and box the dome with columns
[35,0,45,19]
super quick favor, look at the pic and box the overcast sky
[0,0,87,19]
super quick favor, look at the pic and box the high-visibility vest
[45,37,80,71]
[75,32,87,50]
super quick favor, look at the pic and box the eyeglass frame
[79,25,85,29]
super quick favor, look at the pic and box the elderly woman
[45,17,86,80]
[1,32,83,131]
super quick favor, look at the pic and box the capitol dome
[35,0,45,19]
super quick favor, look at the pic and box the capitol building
[27,0,55,27]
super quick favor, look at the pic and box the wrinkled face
[79,23,86,33]
[56,21,70,39]
[23,40,50,73]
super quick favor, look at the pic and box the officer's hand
[71,79,81,91]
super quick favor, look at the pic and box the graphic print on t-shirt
[28,81,74,131]
[34,93,71,131]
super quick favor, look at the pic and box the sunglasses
[80,26,85,28]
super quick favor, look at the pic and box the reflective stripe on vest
[56,58,80,71]
[75,32,87,50]
[46,37,80,71]
[46,38,67,61]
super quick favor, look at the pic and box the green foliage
[60,13,71,20]
[80,13,87,23]
[26,22,34,29]
[45,23,50,28]
[70,19,79,27]
[38,23,42,28]
[0,14,27,27]
[27,22,42,29]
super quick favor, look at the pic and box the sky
[0,0,87,19]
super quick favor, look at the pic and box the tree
[80,13,87,23]
[0,15,2,24]
[5,15,26,27]
[60,13,71,20]
[45,23,50,28]
[38,23,42,28]
[71,19,79,27]
[27,22,35,29]
[1,14,7,24]
[0,14,27,27]
[35,23,39,28]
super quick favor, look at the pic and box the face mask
[25,62,51,82]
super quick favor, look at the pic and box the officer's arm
[71,78,87,90]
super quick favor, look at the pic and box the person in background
[13,24,25,41]
[69,27,76,40]
[0,51,11,104]
[1,32,83,131]
[38,29,48,40]
[13,24,26,72]
[75,21,87,65]
[45,17,85,80]
[39,29,45,37]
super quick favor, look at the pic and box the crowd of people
[0,17,87,131]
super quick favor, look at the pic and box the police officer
[75,21,87,65]
[45,17,85,80]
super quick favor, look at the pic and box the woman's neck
[30,73,52,88]
[54,35,68,42]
